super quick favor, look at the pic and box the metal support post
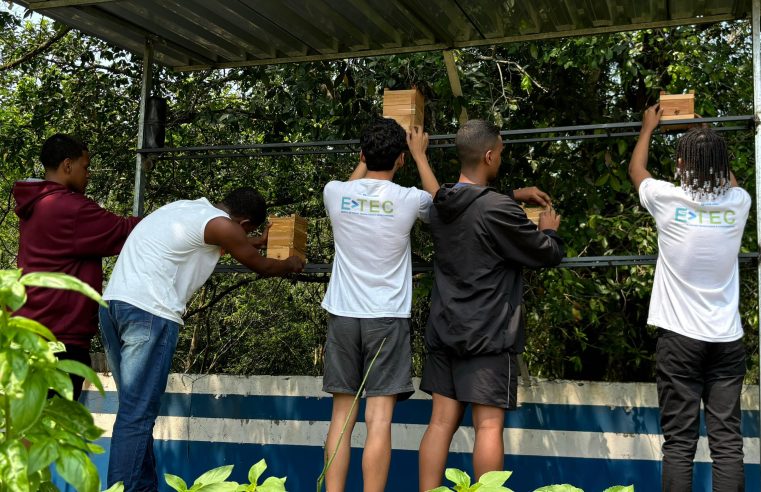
[442,50,468,125]
[133,38,154,217]
[751,0,761,470]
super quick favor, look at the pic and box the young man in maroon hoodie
[13,133,140,400]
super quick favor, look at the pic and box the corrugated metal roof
[14,0,754,71]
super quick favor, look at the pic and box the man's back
[322,178,431,318]
[427,184,564,356]
[103,198,228,324]
[639,178,751,341]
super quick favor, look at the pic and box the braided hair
[675,127,730,201]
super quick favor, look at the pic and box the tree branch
[0,27,72,72]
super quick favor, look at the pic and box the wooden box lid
[659,90,695,121]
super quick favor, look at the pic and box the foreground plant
[0,269,108,492]
[428,468,635,492]
[165,459,286,492]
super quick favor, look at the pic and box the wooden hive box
[266,214,307,262]
[521,205,546,226]
[383,88,424,131]
[659,90,696,121]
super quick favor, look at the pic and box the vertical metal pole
[753,0,761,470]
[133,38,154,217]
[442,50,469,125]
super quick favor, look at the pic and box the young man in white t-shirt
[629,105,750,492]
[321,118,438,492]
[99,187,304,492]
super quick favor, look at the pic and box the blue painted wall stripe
[81,390,761,438]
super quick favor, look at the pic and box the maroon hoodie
[13,180,140,349]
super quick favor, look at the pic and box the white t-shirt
[639,178,751,342]
[321,179,432,318]
[103,198,229,325]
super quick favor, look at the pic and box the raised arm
[204,217,304,277]
[348,157,368,181]
[407,126,439,196]
[629,104,663,192]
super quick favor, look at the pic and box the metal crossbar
[138,115,755,159]
[214,252,760,275]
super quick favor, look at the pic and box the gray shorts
[323,314,414,401]
[420,350,517,409]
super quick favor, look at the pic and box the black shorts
[420,349,517,409]
[322,314,414,401]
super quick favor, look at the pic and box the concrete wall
[71,374,761,491]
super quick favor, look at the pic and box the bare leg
[325,393,360,492]
[362,395,397,492]
[471,403,505,480]
[418,393,465,492]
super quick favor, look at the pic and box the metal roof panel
[15,0,754,71]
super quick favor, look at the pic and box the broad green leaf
[165,473,189,492]
[248,458,267,484]
[0,440,29,492]
[57,359,105,393]
[194,465,234,486]
[445,468,471,488]
[9,316,56,341]
[478,487,513,492]
[44,396,103,440]
[427,488,452,492]
[257,476,287,492]
[478,471,512,486]
[0,269,22,287]
[534,485,583,492]
[55,447,101,492]
[8,349,29,384]
[6,280,27,311]
[43,368,74,400]
[21,272,107,307]
[9,369,48,434]
[196,483,240,492]
[603,487,634,492]
[103,482,126,492]
[27,437,60,474]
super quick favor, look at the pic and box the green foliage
[0,269,107,492]
[429,469,633,492]
[164,460,286,492]
[0,7,756,382]
[428,468,514,492]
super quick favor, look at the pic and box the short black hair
[676,127,730,200]
[360,117,407,171]
[40,133,88,170]
[455,119,500,168]
[221,187,266,226]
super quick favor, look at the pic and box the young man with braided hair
[321,117,438,492]
[629,104,750,492]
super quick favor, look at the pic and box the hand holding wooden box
[266,214,307,262]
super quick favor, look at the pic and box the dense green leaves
[0,7,757,382]
[0,270,107,491]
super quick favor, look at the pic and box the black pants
[656,329,745,492]
[53,345,91,402]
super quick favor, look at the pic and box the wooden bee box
[521,205,545,226]
[383,88,424,131]
[266,214,307,262]
[659,91,695,121]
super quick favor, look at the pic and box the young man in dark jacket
[418,119,564,491]
[13,134,140,400]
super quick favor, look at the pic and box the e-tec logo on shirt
[674,207,736,227]
[340,196,394,216]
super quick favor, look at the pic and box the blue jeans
[99,300,179,492]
